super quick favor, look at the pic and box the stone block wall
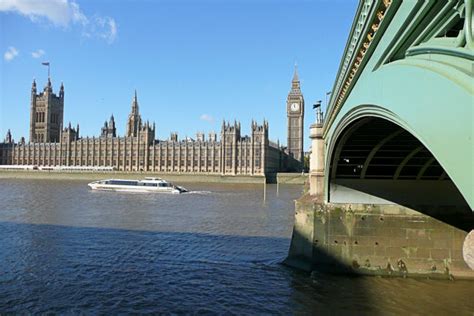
[286,197,474,279]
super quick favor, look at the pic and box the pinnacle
[292,64,299,82]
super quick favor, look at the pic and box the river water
[0,179,472,314]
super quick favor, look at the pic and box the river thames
[0,179,472,314]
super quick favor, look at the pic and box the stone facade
[286,200,474,279]
[1,79,298,176]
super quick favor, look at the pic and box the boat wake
[185,191,213,195]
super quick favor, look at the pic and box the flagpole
[42,62,50,81]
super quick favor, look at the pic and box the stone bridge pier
[285,117,474,279]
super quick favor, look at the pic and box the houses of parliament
[0,69,305,175]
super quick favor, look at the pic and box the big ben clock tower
[287,66,304,166]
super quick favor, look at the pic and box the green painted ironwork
[324,0,474,210]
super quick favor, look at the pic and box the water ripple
[0,180,472,314]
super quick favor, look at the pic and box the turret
[208,131,217,142]
[101,114,116,138]
[59,82,64,98]
[170,132,178,142]
[196,132,205,142]
[4,129,12,144]
[109,114,115,128]
[44,77,52,93]
[61,122,79,143]
[29,79,37,142]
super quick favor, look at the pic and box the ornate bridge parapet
[324,0,395,136]
[325,0,473,139]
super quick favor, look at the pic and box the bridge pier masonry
[285,111,474,279]
[285,117,474,279]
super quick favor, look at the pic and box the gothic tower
[101,114,117,138]
[29,78,64,143]
[287,66,304,165]
[221,120,241,174]
[126,90,142,137]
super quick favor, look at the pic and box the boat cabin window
[106,180,139,186]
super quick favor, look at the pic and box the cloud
[0,0,117,44]
[0,0,85,26]
[4,46,19,61]
[86,16,117,44]
[200,114,214,123]
[31,49,45,58]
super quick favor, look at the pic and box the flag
[42,62,50,66]
[313,101,322,109]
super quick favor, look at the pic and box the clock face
[290,102,300,112]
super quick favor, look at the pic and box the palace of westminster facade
[0,70,305,175]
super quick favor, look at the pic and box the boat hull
[88,182,186,194]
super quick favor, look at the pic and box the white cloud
[200,114,214,123]
[0,0,117,44]
[4,46,19,61]
[31,49,45,58]
[90,16,117,44]
[0,0,85,26]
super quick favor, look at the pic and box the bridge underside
[286,117,473,278]
[328,117,472,230]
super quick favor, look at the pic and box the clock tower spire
[287,65,304,169]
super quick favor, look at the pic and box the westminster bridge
[286,0,474,279]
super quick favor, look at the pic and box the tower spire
[126,90,142,137]
[292,63,299,82]
[132,90,139,114]
[290,64,301,94]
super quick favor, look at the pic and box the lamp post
[325,91,332,109]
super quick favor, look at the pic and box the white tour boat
[88,177,188,194]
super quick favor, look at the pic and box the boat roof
[144,177,163,181]
[94,178,168,183]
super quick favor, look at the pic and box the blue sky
[1,0,357,150]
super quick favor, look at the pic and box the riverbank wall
[285,194,474,280]
[275,173,308,185]
[0,170,267,184]
[0,170,308,184]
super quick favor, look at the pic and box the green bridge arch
[322,0,473,210]
[325,59,473,210]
